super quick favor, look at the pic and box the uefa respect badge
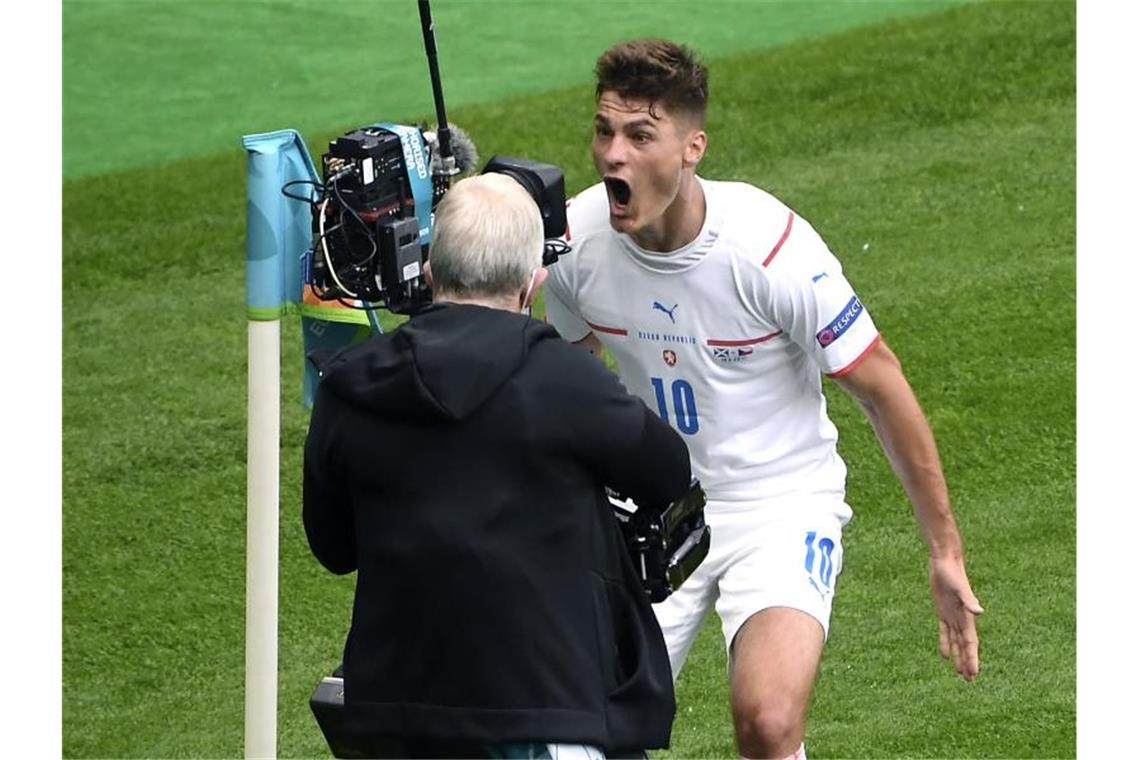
[817,296,864,347]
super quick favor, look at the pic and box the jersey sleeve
[543,265,592,343]
[760,217,880,376]
[542,216,593,342]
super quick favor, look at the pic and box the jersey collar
[618,177,722,274]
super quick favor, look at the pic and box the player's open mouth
[604,176,632,213]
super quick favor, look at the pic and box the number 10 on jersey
[650,377,700,435]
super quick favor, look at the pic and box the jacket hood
[315,303,553,422]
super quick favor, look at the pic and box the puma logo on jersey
[652,301,679,323]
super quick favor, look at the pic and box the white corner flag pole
[245,319,280,759]
[242,128,303,759]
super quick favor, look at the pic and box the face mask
[520,268,539,315]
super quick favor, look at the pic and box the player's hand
[928,555,984,681]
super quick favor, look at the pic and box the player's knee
[733,698,804,757]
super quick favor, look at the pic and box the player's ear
[424,261,434,288]
[683,127,707,168]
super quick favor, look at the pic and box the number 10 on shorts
[804,531,836,595]
[650,377,700,435]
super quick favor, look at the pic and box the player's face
[592,91,705,244]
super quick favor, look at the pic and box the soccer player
[543,39,984,759]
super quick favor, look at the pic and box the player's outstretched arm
[831,339,984,681]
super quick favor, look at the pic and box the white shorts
[487,742,607,759]
[651,497,851,678]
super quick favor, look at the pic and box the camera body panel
[307,124,435,313]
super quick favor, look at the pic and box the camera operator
[303,172,692,758]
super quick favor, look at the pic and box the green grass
[63,1,1074,757]
[63,0,965,179]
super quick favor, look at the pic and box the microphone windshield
[428,123,479,176]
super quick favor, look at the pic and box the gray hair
[428,173,544,298]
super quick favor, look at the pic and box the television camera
[300,128,568,315]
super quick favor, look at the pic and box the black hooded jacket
[303,302,692,753]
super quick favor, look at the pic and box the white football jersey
[545,177,880,505]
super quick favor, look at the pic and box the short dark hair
[595,38,708,125]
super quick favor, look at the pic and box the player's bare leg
[729,607,824,759]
